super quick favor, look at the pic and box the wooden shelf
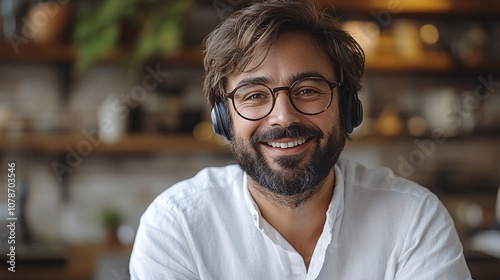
[365,51,454,72]
[150,48,204,66]
[3,132,497,154]
[319,0,499,16]
[1,42,498,73]
[90,47,204,67]
[345,134,500,147]
[0,43,203,66]
[0,43,76,63]
[0,133,229,154]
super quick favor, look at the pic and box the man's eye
[243,92,267,101]
[299,89,314,94]
[297,88,320,95]
[245,92,264,100]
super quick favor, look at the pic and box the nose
[266,90,301,127]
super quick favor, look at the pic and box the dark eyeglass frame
[224,76,343,121]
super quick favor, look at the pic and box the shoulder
[337,158,431,200]
[131,166,246,279]
[336,158,443,222]
[336,159,453,242]
[146,164,244,218]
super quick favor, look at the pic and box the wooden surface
[0,133,229,154]
[318,0,500,15]
[0,42,498,73]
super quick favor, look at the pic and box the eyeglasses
[225,76,342,121]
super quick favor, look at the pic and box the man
[130,0,472,279]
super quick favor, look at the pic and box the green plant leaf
[73,0,193,73]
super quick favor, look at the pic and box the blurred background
[0,0,499,279]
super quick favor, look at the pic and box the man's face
[227,32,345,198]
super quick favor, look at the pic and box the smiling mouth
[266,138,307,149]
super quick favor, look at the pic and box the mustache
[250,124,324,144]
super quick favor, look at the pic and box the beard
[231,122,345,207]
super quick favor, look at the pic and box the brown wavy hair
[202,0,365,110]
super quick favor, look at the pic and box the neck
[248,168,335,269]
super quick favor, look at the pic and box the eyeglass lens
[232,78,333,120]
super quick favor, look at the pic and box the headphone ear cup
[351,95,363,129]
[210,100,232,141]
[341,88,363,133]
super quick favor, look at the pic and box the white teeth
[267,138,307,149]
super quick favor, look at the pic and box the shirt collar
[242,173,263,229]
[241,164,345,232]
[326,164,345,233]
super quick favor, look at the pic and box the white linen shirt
[130,159,471,280]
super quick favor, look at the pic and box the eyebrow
[234,71,330,88]
[288,71,328,84]
[235,76,272,88]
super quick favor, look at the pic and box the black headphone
[340,86,363,134]
[210,75,363,141]
[210,98,233,140]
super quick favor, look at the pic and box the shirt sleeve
[395,191,472,280]
[129,198,200,280]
